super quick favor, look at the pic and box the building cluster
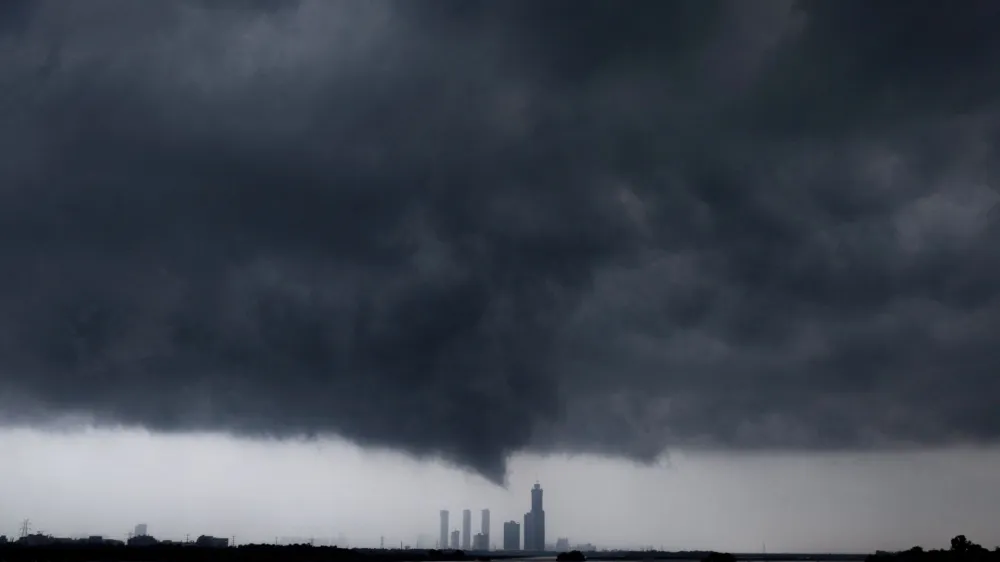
[438,508,490,551]
[440,481,566,552]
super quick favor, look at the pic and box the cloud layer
[1,0,999,483]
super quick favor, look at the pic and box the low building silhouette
[18,533,54,547]
[128,534,159,547]
[449,530,459,550]
[196,535,229,548]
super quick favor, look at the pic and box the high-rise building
[523,482,545,550]
[462,510,471,550]
[473,533,487,550]
[503,521,521,550]
[556,538,570,551]
[439,511,449,549]
[450,530,460,550]
[480,509,490,550]
[523,512,533,551]
[134,524,148,537]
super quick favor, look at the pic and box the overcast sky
[1,0,999,553]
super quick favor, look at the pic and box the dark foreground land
[0,545,495,562]
[0,536,996,562]
[585,553,868,561]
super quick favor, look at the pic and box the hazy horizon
[3,427,1000,553]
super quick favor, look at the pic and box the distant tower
[439,510,449,550]
[480,509,490,551]
[523,482,545,550]
[450,530,460,550]
[462,509,471,550]
[134,524,148,537]
[19,520,30,539]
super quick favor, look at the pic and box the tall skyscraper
[523,482,545,550]
[439,510,449,549]
[503,521,521,550]
[480,509,490,550]
[462,510,471,550]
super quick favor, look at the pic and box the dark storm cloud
[1,0,999,483]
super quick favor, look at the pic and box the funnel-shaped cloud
[1,0,999,484]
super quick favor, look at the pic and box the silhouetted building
[439,510,449,550]
[480,509,490,551]
[523,482,545,550]
[0,536,7,544]
[462,509,471,550]
[128,535,158,547]
[523,512,532,550]
[18,534,54,547]
[473,533,487,550]
[450,530,460,550]
[134,524,148,537]
[503,521,520,550]
[195,536,229,548]
[556,538,570,551]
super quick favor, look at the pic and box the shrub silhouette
[557,550,586,562]
[867,535,998,562]
[701,552,736,562]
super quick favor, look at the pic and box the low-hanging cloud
[1,0,999,484]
